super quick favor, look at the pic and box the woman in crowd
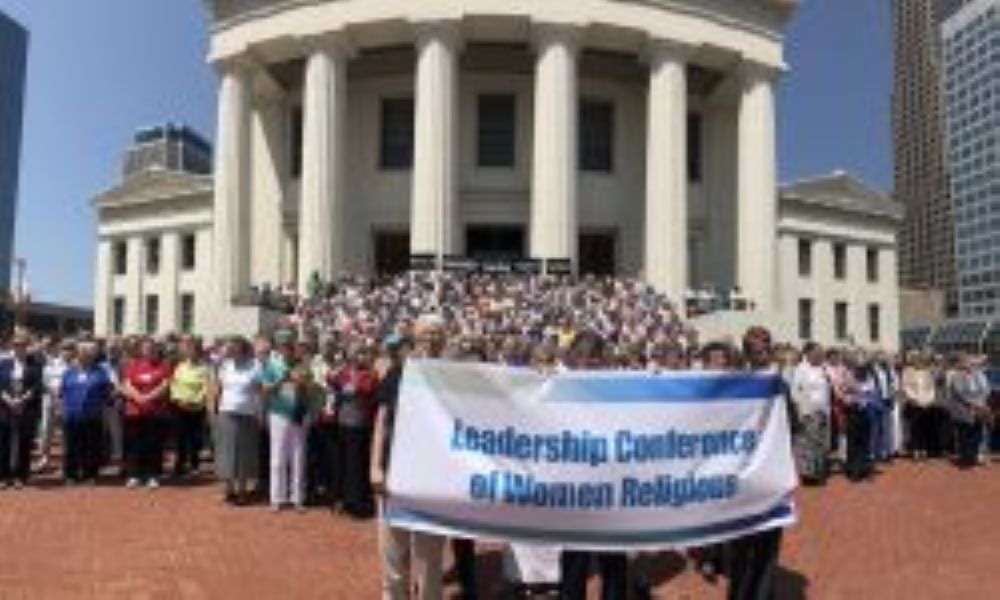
[372,315,447,600]
[824,349,850,464]
[214,336,262,505]
[169,335,212,478]
[947,352,991,469]
[306,338,339,505]
[101,338,126,476]
[38,338,72,472]
[900,351,937,460]
[559,330,629,600]
[60,341,113,485]
[790,342,832,485]
[689,341,736,584]
[330,339,379,518]
[726,327,785,600]
[844,357,876,482]
[121,337,172,488]
[260,332,315,511]
[0,332,44,487]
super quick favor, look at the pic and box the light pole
[0,253,27,333]
[11,257,27,330]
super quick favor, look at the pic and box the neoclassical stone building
[98,1,902,349]
[192,0,798,332]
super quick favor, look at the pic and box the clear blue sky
[0,0,892,306]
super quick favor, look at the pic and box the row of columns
[211,23,779,311]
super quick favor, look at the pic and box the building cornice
[93,170,214,209]
[205,0,794,68]
[780,171,905,223]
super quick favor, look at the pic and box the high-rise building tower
[0,11,28,295]
[941,0,1000,318]
[892,0,970,316]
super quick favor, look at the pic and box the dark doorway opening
[373,231,411,275]
[466,225,525,261]
[579,232,617,276]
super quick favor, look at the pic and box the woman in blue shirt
[61,342,113,484]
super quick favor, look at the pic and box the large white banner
[386,360,797,551]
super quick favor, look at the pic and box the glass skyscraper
[0,11,28,296]
[942,0,1000,317]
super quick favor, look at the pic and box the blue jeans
[867,403,890,461]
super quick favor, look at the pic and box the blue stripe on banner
[387,501,794,545]
[551,374,783,403]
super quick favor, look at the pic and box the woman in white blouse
[900,352,937,461]
[212,337,262,505]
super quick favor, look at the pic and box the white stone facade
[100,1,885,340]
[775,173,904,351]
[197,0,798,333]
[93,171,214,337]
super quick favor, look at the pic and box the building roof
[93,168,213,208]
[780,171,905,222]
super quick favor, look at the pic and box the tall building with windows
[892,0,970,315]
[942,0,1000,318]
[0,11,28,295]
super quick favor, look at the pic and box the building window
[145,294,159,334]
[868,303,880,343]
[833,243,847,280]
[798,239,813,277]
[477,94,516,167]
[290,105,303,179]
[113,241,128,275]
[380,97,414,169]
[798,298,813,341]
[112,297,125,336]
[146,237,161,275]
[180,293,195,333]
[579,99,614,172]
[181,234,197,271]
[835,301,849,341]
[687,113,703,182]
[866,247,879,283]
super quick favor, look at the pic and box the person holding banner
[372,316,447,599]
[726,327,788,600]
[558,330,629,600]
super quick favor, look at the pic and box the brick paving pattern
[0,461,997,598]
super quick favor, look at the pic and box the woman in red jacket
[329,341,379,518]
[121,338,172,488]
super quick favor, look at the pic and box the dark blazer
[0,354,45,422]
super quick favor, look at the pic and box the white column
[411,21,461,258]
[298,35,351,292]
[94,239,111,336]
[212,58,254,306]
[737,62,779,313]
[644,40,690,302]
[531,24,579,265]
[161,232,180,333]
[251,95,287,288]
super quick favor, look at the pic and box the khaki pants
[378,501,444,599]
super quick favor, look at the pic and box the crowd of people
[1,269,997,599]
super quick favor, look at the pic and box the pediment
[780,172,904,221]
[94,169,213,208]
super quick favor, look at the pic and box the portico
[204,1,795,324]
